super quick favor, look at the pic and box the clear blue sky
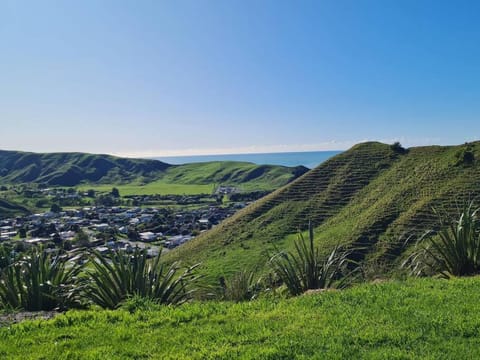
[1,0,479,157]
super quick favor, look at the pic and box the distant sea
[154,151,342,169]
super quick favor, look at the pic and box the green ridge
[166,141,480,282]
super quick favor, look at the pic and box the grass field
[1,277,480,359]
[78,181,216,196]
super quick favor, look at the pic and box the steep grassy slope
[2,277,480,358]
[0,150,308,189]
[166,141,480,281]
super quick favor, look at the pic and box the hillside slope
[0,150,171,186]
[164,161,308,190]
[166,141,480,281]
[0,150,308,188]
[0,199,30,218]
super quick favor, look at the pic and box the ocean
[154,151,342,169]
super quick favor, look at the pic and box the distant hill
[166,141,480,282]
[161,161,308,190]
[0,199,30,218]
[0,150,308,188]
[0,150,171,186]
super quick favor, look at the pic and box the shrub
[390,142,406,154]
[84,248,200,309]
[269,222,354,296]
[219,270,261,302]
[455,146,475,166]
[0,248,83,311]
[403,201,480,278]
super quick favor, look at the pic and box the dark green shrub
[84,248,200,309]
[403,201,480,278]
[269,222,354,296]
[219,270,261,302]
[455,146,475,166]
[0,248,83,311]
[390,142,406,154]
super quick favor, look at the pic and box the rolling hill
[0,150,171,186]
[0,199,31,218]
[166,141,480,282]
[0,150,308,189]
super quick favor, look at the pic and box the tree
[455,145,475,166]
[18,227,27,239]
[50,203,62,213]
[87,189,96,198]
[74,229,90,247]
[390,142,406,154]
[127,229,140,241]
[52,232,62,245]
[111,187,120,198]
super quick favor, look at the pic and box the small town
[0,199,246,257]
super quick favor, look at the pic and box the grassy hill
[166,141,480,282]
[2,277,480,358]
[161,161,308,191]
[0,150,171,186]
[0,199,30,218]
[0,150,308,190]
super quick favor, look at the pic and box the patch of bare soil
[0,311,59,326]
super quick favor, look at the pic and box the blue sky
[1,0,479,156]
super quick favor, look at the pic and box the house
[165,235,192,249]
[118,226,128,234]
[95,223,110,232]
[139,231,158,242]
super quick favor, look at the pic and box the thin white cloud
[111,137,445,158]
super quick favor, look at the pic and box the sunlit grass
[1,277,480,358]
[78,182,215,196]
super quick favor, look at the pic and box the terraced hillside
[166,141,480,281]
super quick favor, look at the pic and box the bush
[84,248,200,309]
[219,270,261,302]
[269,222,354,296]
[390,142,406,154]
[455,145,475,166]
[403,201,480,278]
[0,248,84,311]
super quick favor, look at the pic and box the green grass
[162,161,306,191]
[2,277,480,359]
[78,182,215,196]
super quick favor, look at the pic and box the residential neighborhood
[0,201,246,257]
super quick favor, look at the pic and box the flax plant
[220,270,261,302]
[269,222,353,296]
[0,247,83,311]
[85,248,200,309]
[403,201,480,278]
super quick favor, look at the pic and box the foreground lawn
[1,277,480,359]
